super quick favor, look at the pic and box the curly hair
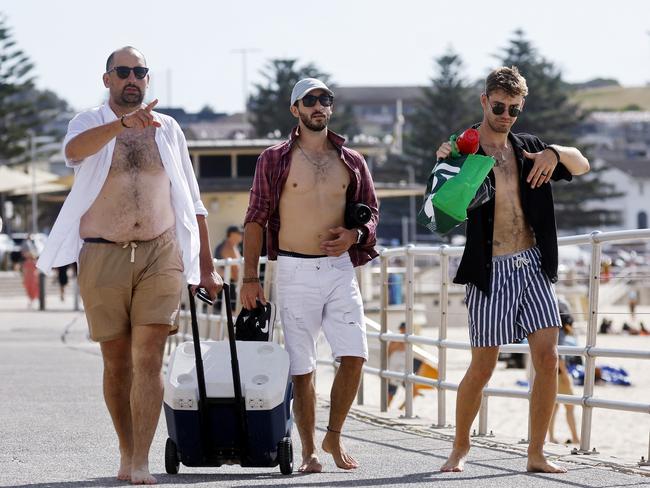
[485,66,528,97]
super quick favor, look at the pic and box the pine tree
[0,13,38,163]
[496,30,621,230]
[248,58,357,139]
[497,29,581,145]
[0,14,70,164]
[377,50,480,242]
[405,50,482,181]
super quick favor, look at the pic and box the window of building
[236,154,259,177]
[199,155,231,178]
[638,211,648,229]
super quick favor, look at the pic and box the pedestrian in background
[21,235,39,308]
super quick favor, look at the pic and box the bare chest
[490,149,521,197]
[110,127,164,174]
[283,150,350,197]
[484,146,535,251]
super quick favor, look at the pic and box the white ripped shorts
[276,251,368,376]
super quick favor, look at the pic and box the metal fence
[168,229,650,465]
[358,229,650,466]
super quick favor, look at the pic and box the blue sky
[3,0,649,113]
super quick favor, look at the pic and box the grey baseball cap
[290,78,333,105]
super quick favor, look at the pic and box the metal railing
[167,229,650,464]
[358,229,650,464]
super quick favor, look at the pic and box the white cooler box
[163,339,293,471]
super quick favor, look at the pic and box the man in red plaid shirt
[241,78,378,473]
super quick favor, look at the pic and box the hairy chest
[110,127,164,174]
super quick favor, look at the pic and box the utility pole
[392,99,416,243]
[166,68,173,107]
[231,48,260,126]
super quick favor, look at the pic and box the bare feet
[117,454,131,481]
[527,453,567,473]
[130,466,157,485]
[322,430,359,470]
[440,447,469,472]
[298,454,323,473]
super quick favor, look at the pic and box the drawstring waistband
[123,242,138,263]
[515,256,530,268]
[83,227,174,263]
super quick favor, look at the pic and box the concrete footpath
[1,295,649,487]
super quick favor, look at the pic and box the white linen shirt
[37,103,208,284]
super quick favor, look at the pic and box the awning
[0,166,33,192]
[11,182,69,196]
[375,183,425,198]
[0,165,63,194]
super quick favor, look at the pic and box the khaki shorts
[78,227,183,342]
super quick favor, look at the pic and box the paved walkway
[1,295,649,487]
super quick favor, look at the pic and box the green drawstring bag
[417,153,495,235]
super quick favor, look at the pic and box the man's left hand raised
[321,227,357,257]
[523,149,558,188]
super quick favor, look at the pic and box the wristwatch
[355,228,364,244]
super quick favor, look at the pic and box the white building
[580,112,650,232]
[589,158,650,231]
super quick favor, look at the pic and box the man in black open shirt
[436,66,589,473]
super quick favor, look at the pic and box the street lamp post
[392,99,417,244]
[28,129,37,234]
[406,164,416,244]
[232,48,260,127]
[26,130,45,310]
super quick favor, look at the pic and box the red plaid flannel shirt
[244,126,379,267]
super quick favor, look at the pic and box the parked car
[0,233,16,270]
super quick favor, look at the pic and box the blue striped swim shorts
[465,246,561,347]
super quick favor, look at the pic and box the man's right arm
[241,222,266,309]
[65,119,125,162]
[240,151,273,309]
[65,100,160,163]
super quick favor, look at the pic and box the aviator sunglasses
[487,95,523,117]
[107,66,150,79]
[301,93,334,107]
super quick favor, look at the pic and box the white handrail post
[263,258,275,306]
[357,374,364,405]
[380,254,389,412]
[579,231,602,453]
[526,354,535,443]
[356,266,365,406]
[436,245,449,427]
[404,245,415,418]
[478,395,488,436]
[73,276,80,312]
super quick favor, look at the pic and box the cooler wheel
[165,438,180,474]
[278,437,293,475]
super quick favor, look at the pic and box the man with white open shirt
[37,46,222,485]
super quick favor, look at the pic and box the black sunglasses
[487,96,522,117]
[301,93,334,107]
[107,66,149,80]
